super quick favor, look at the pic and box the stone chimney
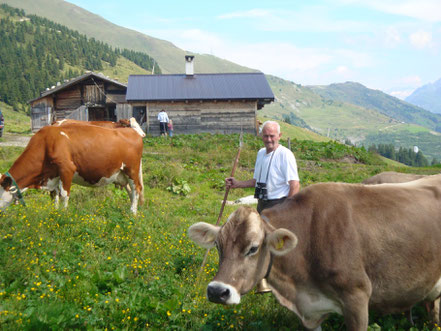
[185,55,195,76]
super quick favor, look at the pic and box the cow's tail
[138,159,144,205]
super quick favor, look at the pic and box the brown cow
[362,171,426,184]
[189,175,441,330]
[52,117,146,137]
[0,125,144,214]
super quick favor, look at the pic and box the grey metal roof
[29,72,127,103]
[126,72,274,105]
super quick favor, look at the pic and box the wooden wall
[138,100,258,136]
[30,96,54,131]
[30,77,127,131]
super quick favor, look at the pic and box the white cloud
[336,65,350,74]
[339,0,441,22]
[384,27,401,47]
[218,9,270,19]
[388,90,414,99]
[142,25,378,86]
[386,75,422,99]
[334,49,374,68]
[218,7,370,33]
[402,75,423,86]
[409,30,432,48]
[144,28,224,54]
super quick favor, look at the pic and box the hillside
[1,1,441,162]
[406,78,441,114]
[308,81,441,132]
[0,0,254,75]
[0,4,156,110]
[262,77,441,161]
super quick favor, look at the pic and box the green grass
[0,134,440,330]
[0,102,32,136]
[100,56,150,84]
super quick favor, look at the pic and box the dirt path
[0,133,31,148]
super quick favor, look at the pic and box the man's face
[261,124,281,152]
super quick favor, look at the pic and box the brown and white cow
[0,125,144,214]
[52,117,146,137]
[189,175,441,330]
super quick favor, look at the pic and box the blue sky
[66,0,441,99]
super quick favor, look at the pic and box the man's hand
[225,178,256,189]
[225,177,237,188]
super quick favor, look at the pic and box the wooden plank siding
[54,87,82,110]
[143,100,257,136]
[84,84,105,105]
[30,73,128,131]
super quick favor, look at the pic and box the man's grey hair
[262,121,280,134]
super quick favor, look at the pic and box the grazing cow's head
[188,206,297,305]
[0,174,15,208]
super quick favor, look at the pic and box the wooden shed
[29,72,128,132]
[126,56,274,136]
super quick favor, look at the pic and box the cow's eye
[246,246,259,256]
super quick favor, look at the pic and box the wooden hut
[125,56,274,136]
[29,72,127,132]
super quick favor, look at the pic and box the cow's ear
[266,228,298,256]
[188,222,220,249]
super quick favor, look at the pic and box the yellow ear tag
[276,239,284,250]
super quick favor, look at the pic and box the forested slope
[0,4,159,111]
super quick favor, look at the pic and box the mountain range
[2,0,441,161]
[406,78,441,114]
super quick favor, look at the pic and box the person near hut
[168,119,174,137]
[158,109,169,136]
[225,120,300,293]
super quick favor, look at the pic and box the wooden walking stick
[198,133,243,274]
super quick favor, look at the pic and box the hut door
[132,106,146,126]
[88,107,107,121]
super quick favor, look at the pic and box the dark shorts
[159,122,167,134]
[257,197,287,214]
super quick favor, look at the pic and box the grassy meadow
[1,133,441,330]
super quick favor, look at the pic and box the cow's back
[362,171,426,184]
[42,125,143,183]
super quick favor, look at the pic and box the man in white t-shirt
[225,120,300,293]
[226,120,300,213]
[158,109,169,136]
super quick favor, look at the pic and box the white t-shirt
[158,112,169,123]
[253,145,299,200]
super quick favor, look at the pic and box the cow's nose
[207,283,230,304]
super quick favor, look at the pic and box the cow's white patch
[208,281,241,304]
[138,160,144,192]
[0,187,14,208]
[126,177,139,215]
[129,117,146,137]
[42,177,61,191]
[271,285,341,329]
[426,277,441,300]
[60,131,69,139]
[55,119,67,126]
[72,171,125,187]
